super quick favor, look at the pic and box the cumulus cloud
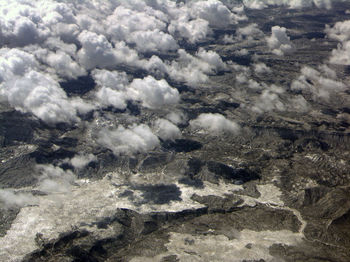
[254,62,272,75]
[197,48,227,71]
[325,20,350,42]
[222,34,235,44]
[77,30,118,70]
[0,4,45,47]
[242,0,267,9]
[249,82,307,113]
[70,153,97,170]
[167,48,227,86]
[94,87,127,110]
[222,23,264,44]
[127,30,178,53]
[92,69,129,109]
[326,20,350,65]
[248,79,263,90]
[252,89,285,113]
[329,40,350,65]
[92,71,181,110]
[92,69,129,91]
[5,71,77,123]
[38,49,86,79]
[317,64,337,79]
[168,0,245,44]
[289,95,309,112]
[0,51,76,124]
[169,18,211,44]
[0,189,37,208]
[105,5,166,42]
[235,49,249,56]
[0,48,37,81]
[37,164,76,193]
[154,118,182,141]
[291,66,346,101]
[236,23,264,41]
[0,0,235,124]
[190,113,240,135]
[0,47,95,124]
[266,26,295,56]
[190,0,246,28]
[166,111,188,125]
[128,76,180,109]
[243,0,332,10]
[97,124,160,155]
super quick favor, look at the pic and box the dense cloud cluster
[0,0,240,125]
[0,0,347,159]
[2,3,350,262]
[0,48,92,124]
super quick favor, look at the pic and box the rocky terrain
[1,1,350,261]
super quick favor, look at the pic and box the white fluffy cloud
[168,0,245,44]
[127,30,178,53]
[128,76,180,109]
[243,0,332,9]
[92,69,129,109]
[166,111,188,125]
[92,71,181,110]
[92,69,129,91]
[0,51,76,124]
[190,113,240,135]
[0,48,94,124]
[6,71,79,123]
[236,23,264,41]
[0,189,37,208]
[37,164,76,193]
[0,4,45,47]
[290,95,309,112]
[97,124,160,155]
[251,83,309,113]
[167,48,227,86]
[168,18,211,44]
[197,48,227,72]
[325,20,350,42]
[43,50,86,79]
[326,20,350,65]
[0,0,236,125]
[291,66,346,101]
[77,30,117,70]
[190,0,245,27]
[95,87,127,110]
[254,63,272,75]
[70,153,97,170]
[154,118,182,141]
[0,48,38,81]
[252,89,285,113]
[105,5,167,42]
[266,26,295,56]
[104,6,177,53]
